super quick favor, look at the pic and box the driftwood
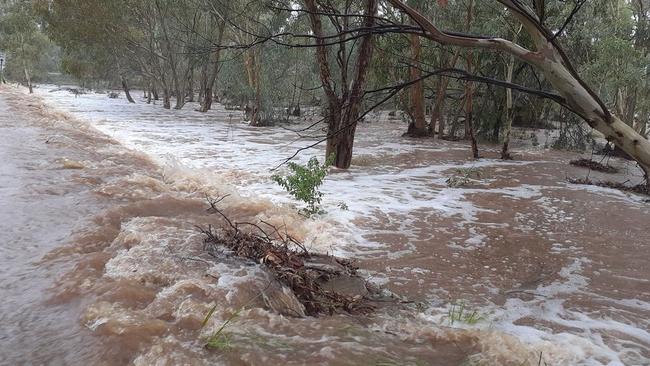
[198,195,384,317]
[567,177,650,197]
[569,158,618,174]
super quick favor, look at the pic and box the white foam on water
[33,86,650,365]
[428,258,650,365]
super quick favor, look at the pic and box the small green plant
[446,167,482,188]
[272,155,334,216]
[202,305,242,351]
[206,329,233,351]
[447,301,485,326]
[201,292,265,352]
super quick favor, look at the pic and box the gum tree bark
[226,9,264,126]
[186,70,195,103]
[501,24,522,159]
[405,32,428,136]
[500,53,515,159]
[116,60,135,103]
[388,0,650,177]
[120,75,135,103]
[20,36,33,94]
[430,48,460,137]
[243,49,263,126]
[463,0,479,158]
[199,22,225,113]
[23,66,33,94]
[304,0,378,169]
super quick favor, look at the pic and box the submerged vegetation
[446,167,483,188]
[203,307,239,351]
[447,301,486,326]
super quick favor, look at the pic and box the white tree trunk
[389,0,650,177]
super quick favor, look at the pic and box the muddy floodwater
[1,85,649,365]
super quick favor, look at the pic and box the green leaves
[272,155,334,216]
[0,1,53,79]
[447,300,485,326]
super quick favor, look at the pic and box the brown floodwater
[0,84,648,365]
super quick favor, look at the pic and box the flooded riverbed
[1,85,648,365]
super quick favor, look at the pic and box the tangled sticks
[198,195,380,317]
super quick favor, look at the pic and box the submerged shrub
[272,155,334,216]
[446,167,482,188]
[447,300,485,326]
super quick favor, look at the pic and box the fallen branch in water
[567,177,650,197]
[198,196,385,317]
[569,158,618,174]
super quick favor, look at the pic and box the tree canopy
[2,0,649,173]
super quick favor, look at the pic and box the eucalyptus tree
[402,0,427,136]
[28,0,650,177]
[388,0,650,178]
[194,2,227,112]
[0,0,53,93]
[501,23,522,159]
[42,0,139,101]
[301,0,379,169]
[150,0,203,109]
[630,0,650,136]
[462,0,479,157]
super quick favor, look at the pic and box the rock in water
[262,280,306,317]
[60,158,84,169]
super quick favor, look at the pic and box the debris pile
[198,196,382,317]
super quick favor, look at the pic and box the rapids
[0,84,648,365]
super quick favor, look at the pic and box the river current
[0,85,648,365]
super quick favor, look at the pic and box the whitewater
[0,84,648,365]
